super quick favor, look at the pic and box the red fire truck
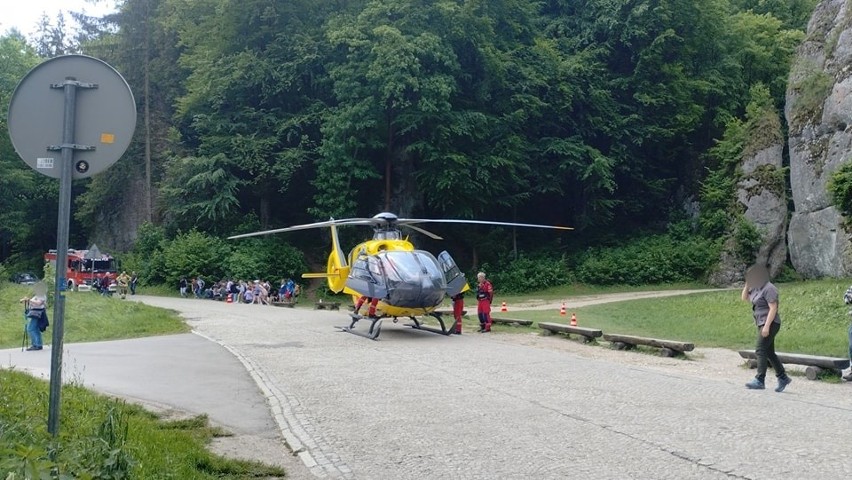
[44,247,118,292]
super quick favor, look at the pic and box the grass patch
[480,279,851,357]
[0,369,285,478]
[0,283,189,349]
[493,282,710,305]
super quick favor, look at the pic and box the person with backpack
[20,289,47,351]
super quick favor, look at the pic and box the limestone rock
[788,206,849,277]
[738,144,788,278]
[786,0,852,277]
[710,142,788,286]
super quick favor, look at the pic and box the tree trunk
[143,0,152,223]
[385,109,394,212]
[260,196,270,229]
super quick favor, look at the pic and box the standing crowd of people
[178,276,300,305]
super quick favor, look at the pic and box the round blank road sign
[7,55,137,180]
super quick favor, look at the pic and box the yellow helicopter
[229,212,571,339]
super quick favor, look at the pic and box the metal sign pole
[8,56,137,437]
[47,77,79,436]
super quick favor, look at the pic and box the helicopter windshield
[378,251,443,284]
[373,229,402,241]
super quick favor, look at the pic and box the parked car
[12,272,37,285]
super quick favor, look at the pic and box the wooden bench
[314,301,341,310]
[538,322,602,343]
[603,333,694,357]
[738,350,850,380]
[491,317,534,327]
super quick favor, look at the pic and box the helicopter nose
[420,276,445,306]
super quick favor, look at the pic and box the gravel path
[508,289,730,311]
[133,295,852,480]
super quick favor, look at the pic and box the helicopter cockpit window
[379,251,443,284]
[374,229,402,241]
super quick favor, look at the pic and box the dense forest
[0,0,819,291]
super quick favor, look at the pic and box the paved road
[126,296,851,480]
[0,333,310,477]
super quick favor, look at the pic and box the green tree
[161,230,231,286]
[0,33,44,268]
[171,0,337,229]
[158,154,241,235]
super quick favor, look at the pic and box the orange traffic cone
[570,312,577,326]
[560,303,566,316]
[501,301,507,312]
[226,293,233,304]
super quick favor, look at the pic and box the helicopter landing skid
[337,313,383,340]
[405,312,453,336]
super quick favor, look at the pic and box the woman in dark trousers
[741,264,791,392]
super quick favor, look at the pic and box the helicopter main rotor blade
[228,218,377,240]
[401,224,444,240]
[397,219,574,231]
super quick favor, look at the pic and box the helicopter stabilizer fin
[302,273,331,278]
[324,223,350,292]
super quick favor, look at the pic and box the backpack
[37,310,49,332]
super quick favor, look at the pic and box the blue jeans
[27,316,43,348]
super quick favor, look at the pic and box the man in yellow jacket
[116,271,131,299]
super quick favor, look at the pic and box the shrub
[121,223,168,285]
[481,254,571,293]
[732,216,763,264]
[161,231,232,286]
[575,235,721,285]
[828,160,852,225]
[226,238,307,282]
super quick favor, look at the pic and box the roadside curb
[191,330,351,478]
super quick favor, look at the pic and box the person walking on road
[130,271,138,295]
[476,272,494,333]
[179,277,188,297]
[741,264,791,392]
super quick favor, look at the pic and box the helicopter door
[345,255,388,299]
[437,251,468,297]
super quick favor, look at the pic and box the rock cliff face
[786,0,852,277]
[88,176,149,252]
[739,143,788,277]
[709,129,787,286]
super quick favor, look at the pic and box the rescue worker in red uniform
[355,295,380,318]
[476,272,494,332]
[451,292,465,334]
